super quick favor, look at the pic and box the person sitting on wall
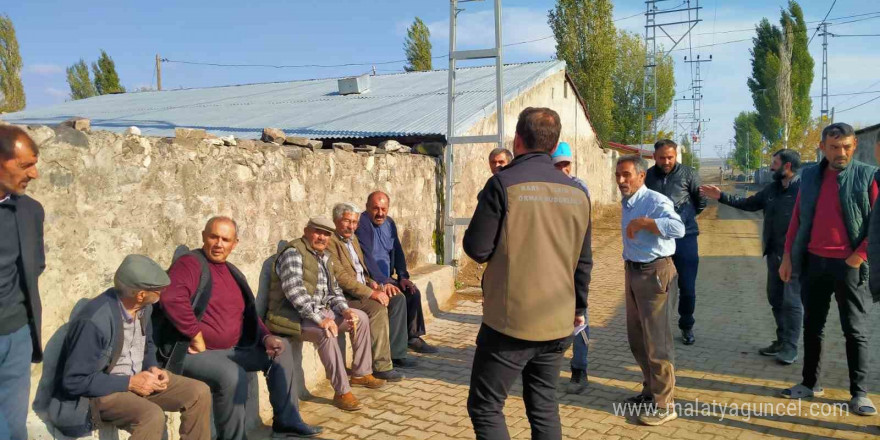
[327,202,413,382]
[157,216,322,439]
[50,255,212,440]
[265,217,383,412]
[355,191,439,355]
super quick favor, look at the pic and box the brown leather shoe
[333,392,362,411]
[350,374,386,389]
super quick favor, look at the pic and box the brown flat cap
[307,216,335,234]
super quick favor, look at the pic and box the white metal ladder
[444,0,505,268]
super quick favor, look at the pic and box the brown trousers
[93,372,212,440]
[625,257,677,407]
[346,293,407,372]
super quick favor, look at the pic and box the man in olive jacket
[328,202,409,381]
[463,107,592,439]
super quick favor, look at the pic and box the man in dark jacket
[700,149,802,364]
[645,139,707,345]
[355,192,437,355]
[53,255,211,440]
[779,123,877,416]
[463,107,592,439]
[0,125,44,440]
[160,217,322,439]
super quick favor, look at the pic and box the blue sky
[6,1,880,157]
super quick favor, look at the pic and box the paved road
[275,200,880,440]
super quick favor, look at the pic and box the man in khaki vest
[331,202,410,382]
[463,107,592,439]
[266,217,383,412]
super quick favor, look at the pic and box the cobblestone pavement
[272,202,880,439]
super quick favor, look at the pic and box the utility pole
[640,0,702,146]
[820,22,829,124]
[156,54,162,91]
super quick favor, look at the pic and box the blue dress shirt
[621,185,686,262]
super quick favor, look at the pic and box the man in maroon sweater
[162,217,323,439]
[779,122,877,416]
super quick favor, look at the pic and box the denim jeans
[0,325,33,440]
[570,326,589,371]
[800,254,872,397]
[672,234,699,330]
[766,251,803,350]
[468,324,572,440]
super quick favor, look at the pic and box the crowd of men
[0,114,878,440]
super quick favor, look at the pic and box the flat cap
[307,216,335,234]
[114,254,171,291]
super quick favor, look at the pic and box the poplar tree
[404,17,432,72]
[0,14,25,112]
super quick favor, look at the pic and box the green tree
[549,0,616,142]
[611,30,675,145]
[66,59,97,100]
[746,1,813,149]
[92,50,125,95]
[404,17,432,72]
[732,111,763,171]
[0,14,25,112]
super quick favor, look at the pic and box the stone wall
[16,125,438,425]
[449,70,619,264]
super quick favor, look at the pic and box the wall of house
[448,69,619,267]
[11,124,439,436]
[854,125,880,166]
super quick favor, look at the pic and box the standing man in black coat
[700,149,802,364]
[645,139,707,345]
[0,125,44,440]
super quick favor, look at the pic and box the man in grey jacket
[53,255,212,439]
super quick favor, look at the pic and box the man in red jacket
[161,216,322,439]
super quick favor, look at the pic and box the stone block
[175,127,207,139]
[284,137,323,150]
[355,145,377,154]
[408,264,455,321]
[51,125,90,149]
[221,135,237,146]
[379,139,406,152]
[332,142,354,152]
[261,127,286,144]
[123,126,141,136]
[61,117,90,132]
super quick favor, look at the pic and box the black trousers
[467,324,572,440]
[801,254,872,397]
[397,282,427,339]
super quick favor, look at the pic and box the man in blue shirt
[616,155,685,426]
[355,191,438,356]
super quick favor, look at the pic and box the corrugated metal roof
[3,61,566,140]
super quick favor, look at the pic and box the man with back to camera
[779,122,877,416]
[645,139,707,345]
[700,149,802,365]
[464,107,592,439]
[0,125,44,440]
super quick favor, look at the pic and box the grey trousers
[625,257,678,407]
[766,251,804,350]
[301,308,372,395]
[181,340,303,440]
[347,293,407,372]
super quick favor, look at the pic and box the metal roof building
[3,61,567,141]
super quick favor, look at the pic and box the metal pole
[444,0,457,266]
[494,0,504,150]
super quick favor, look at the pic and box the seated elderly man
[266,217,383,412]
[158,216,321,439]
[50,255,211,440]
[329,202,415,380]
[356,191,438,354]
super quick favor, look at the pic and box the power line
[812,89,880,98]
[808,0,837,45]
[837,94,880,113]
[830,33,880,37]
